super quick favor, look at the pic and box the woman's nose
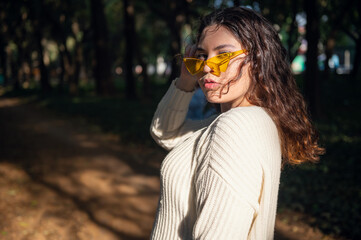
[203,63,212,73]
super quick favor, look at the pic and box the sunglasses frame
[183,49,247,76]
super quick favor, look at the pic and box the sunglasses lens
[208,53,231,74]
[211,53,230,63]
[184,58,204,74]
[219,61,230,72]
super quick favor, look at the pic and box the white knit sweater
[150,81,282,240]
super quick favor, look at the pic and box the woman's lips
[203,79,220,90]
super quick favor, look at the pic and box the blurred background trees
[1,0,360,111]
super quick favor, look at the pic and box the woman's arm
[150,80,216,150]
[150,45,216,150]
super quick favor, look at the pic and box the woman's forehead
[198,25,243,50]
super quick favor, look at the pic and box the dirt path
[0,98,166,240]
[0,97,344,240]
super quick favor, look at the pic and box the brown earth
[0,97,346,240]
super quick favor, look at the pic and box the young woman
[149,7,324,240]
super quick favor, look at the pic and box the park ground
[0,96,349,240]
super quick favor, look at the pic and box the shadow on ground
[0,98,165,240]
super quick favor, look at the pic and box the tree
[1,0,34,90]
[304,0,321,117]
[28,0,52,92]
[146,0,193,83]
[90,0,115,95]
[317,0,361,81]
[261,0,303,62]
[0,2,8,86]
[123,0,137,99]
[343,0,361,79]
[320,0,359,81]
[46,0,86,94]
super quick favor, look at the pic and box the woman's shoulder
[198,106,281,179]
[205,106,280,155]
[213,106,276,133]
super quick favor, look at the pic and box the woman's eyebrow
[196,44,236,52]
[214,44,236,50]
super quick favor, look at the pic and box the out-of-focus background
[0,0,360,239]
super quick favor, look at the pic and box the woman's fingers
[177,44,200,91]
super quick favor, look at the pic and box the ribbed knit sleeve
[193,107,279,239]
[150,80,217,151]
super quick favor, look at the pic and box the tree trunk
[15,40,24,89]
[304,0,321,118]
[351,0,361,79]
[35,30,51,92]
[351,37,361,79]
[0,37,7,86]
[11,59,19,90]
[136,54,150,97]
[132,4,149,97]
[58,44,65,92]
[59,36,81,95]
[145,1,189,85]
[168,29,181,84]
[74,43,82,91]
[31,0,51,92]
[123,0,137,99]
[90,0,114,96]
[167,13,184,84]
[287,1,298,62]
[68,42,82,95]
[323,31,336,81]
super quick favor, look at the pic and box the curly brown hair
[197,7,324,165]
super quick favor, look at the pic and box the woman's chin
[200,88,226,103]
[205,95,224,104]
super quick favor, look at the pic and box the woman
[150,7,324,240]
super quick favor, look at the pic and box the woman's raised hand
[176,44,200,92]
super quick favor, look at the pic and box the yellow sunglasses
[183,49,247,77]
